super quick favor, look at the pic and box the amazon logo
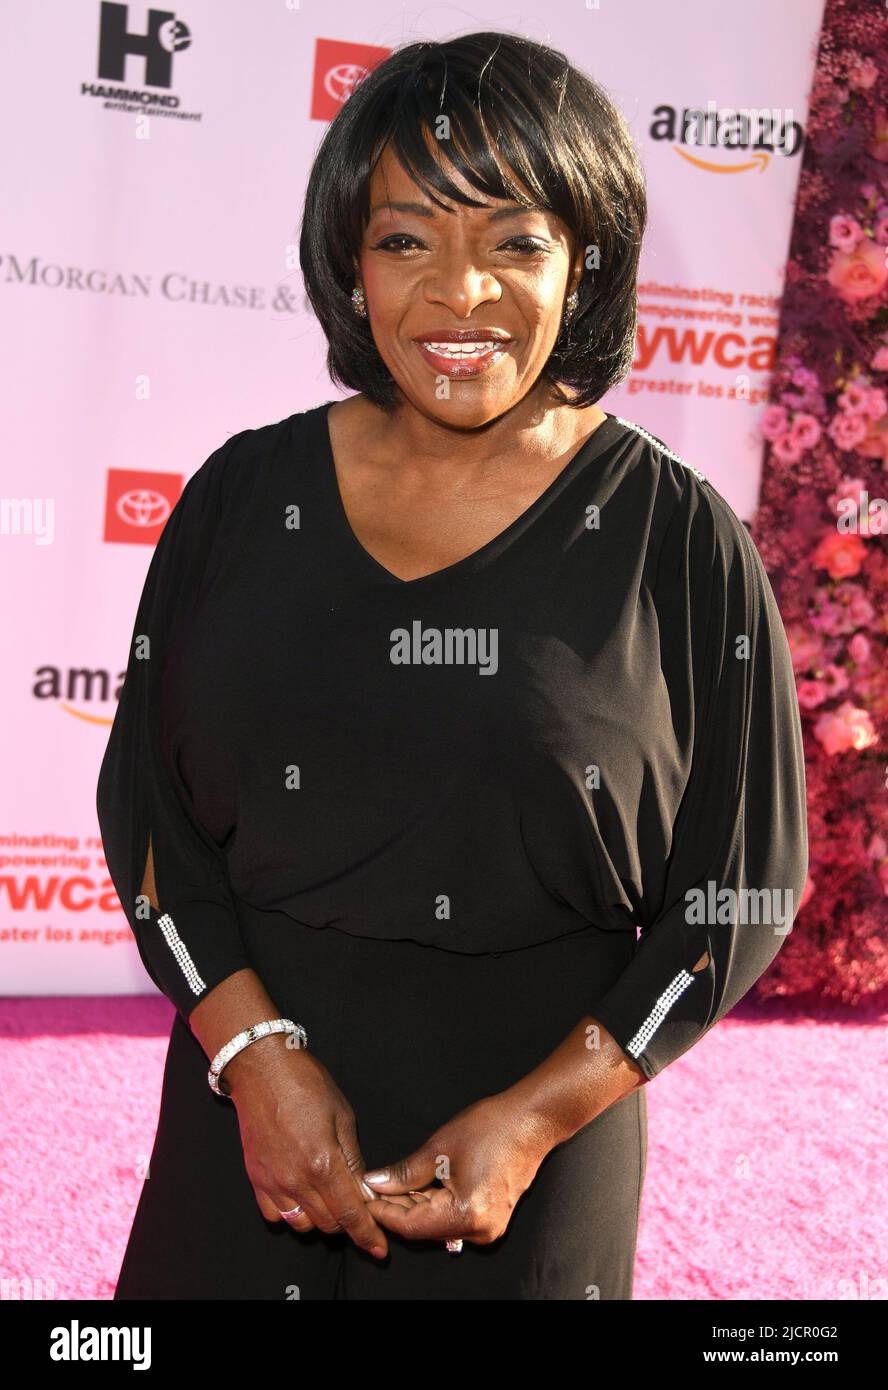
[32,666,124,726]
[650,102,804,172]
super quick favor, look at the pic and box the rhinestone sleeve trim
[157,911,207,996]
[611,416,707,484]
[625,968,696,1058]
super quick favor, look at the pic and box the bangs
[368,69,563,217]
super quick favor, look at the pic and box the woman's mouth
[413,339,511,378]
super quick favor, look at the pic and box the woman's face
[356,142,583,426]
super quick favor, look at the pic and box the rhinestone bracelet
[208,1018,308,1097]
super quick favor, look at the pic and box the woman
[97,31,808,1300]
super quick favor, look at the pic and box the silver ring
[280,1204,304,1220]
[444,1238,463,1254]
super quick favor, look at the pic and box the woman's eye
[374,235,422,252]
[372,234,549,255]
[500,236,549,255]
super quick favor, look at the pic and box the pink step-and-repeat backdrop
[1,0,826,999]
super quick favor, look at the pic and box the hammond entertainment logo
[82,2,200,121]
[310,37,391,122]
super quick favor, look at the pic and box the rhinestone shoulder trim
[157,911,207,996]
[625,967,696,1059]
[611,415,707,484]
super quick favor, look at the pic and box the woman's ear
[568,241,586,297]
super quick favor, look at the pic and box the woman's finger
[268,1179,342,1234]
[274,1200,316,1233]
[368,1185,435,1210]
[366,1186,462,1241]
[256,1187,301,1225]
[264,1184,314,1230]
[315,1159,390,1256]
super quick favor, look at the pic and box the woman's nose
[422,264,502,315]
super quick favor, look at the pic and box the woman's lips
[413,339,511,378]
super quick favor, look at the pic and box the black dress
[96,400,808,1300]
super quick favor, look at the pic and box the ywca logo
[310,37,390,122]
[103,469,182,545]
[98,2,192,89]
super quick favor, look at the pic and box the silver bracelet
[208,1018,308,1097]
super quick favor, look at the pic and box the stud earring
[351,285,367,317]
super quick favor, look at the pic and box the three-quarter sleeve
[587,476,809,1081]
[96,436,253,1025]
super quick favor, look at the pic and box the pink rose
[812,531,867,578]
[773,430,805,464]
[787,624,824,672]
[828,475,866,511]
[797,679,829,708]
[848,58,878,91]
[829,214,863,250]
[760,404,789,441]
[848,632,872,664]
[864,387,887,420]
[789,412,822,448]
[853,671,882,702]
[868,833,887,859]
[870,346,888,371]
[791,366,820,391]
[813,700,878,754]
[810,584,875,636]
[847,588,875,626]
[823,663,850,697]
[828,410,870,450]
[870,111,888,164]
[838,382,870,414]
[811,598,849,636]
[827,239,888,302]
[857,415,888,466]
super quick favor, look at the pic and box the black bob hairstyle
[299,30,647,413]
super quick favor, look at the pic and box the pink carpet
[1,994,884,1300]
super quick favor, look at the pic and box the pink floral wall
[752,0,888,1003]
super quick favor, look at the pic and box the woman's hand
[188,968,387,1259]
[360,1092,555,1246]
[225,1034,388,1259]
[359,1013,646,1246]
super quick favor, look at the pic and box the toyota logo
[323,62,369,105]
[116,488,173,529]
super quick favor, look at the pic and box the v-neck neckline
[314,399,623,588]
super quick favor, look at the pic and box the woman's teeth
[421,341,502,357]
